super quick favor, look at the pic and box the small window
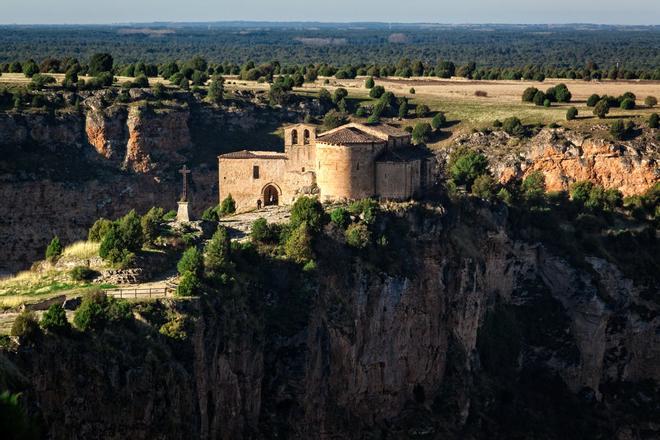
[253,165,260,179]
[356,162,360,170]
[291,129,298,145]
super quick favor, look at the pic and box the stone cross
[179,165,191,201]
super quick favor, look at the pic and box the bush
[369,85,385,99]
[141,207,164,244]
[543,99,551,107]
[593,99,610,118]
[610,119,626,139]
[45,236,63,262]
[10,311,40,340]
[644,96,657,107]
[449,149,489,189]
[285,223,314,263]
[323,109,348,129]
[522,87,538,102]
[118,210,144,252]
[471,174,496,200]
[201,205,220,221]
[365,77,375,89]
[650,113,659,129]
[412,122,432,143]
[474,90,488,97]
[163,210,177,221]
[586,94,600,107]
[521,171,546,203]
[431,112,446,130]
[345,223,371,249]
[415,104,430,118]
[553,83,572,102]
[176,271,200,297]
[570,181,594,205]
[70,266,97,281]
[493,119,503,128]
[250,217,279,244]
[532,90,546,106]
[566,106,578,121]
[355,106,368,117]
[409,87,415,94]
[177,247,203,276]
[290,196,325,232]
[620,98,635,110]
[398,100,408,118]
[502,116,525,137]
[330,207,350,229]
[40,304,71,334]
[73,290,131,331]
[218,194,236,216]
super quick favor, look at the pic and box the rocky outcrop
[453,127,659,196]
[2,204,658,439]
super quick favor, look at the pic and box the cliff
[2,202,658,439]
[453,127,659,196]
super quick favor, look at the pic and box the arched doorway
[263,184,279,206]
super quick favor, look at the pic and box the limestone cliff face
[454,127,659,196]
[3,205,658,439]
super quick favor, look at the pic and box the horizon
[2,0,659,26]
[0,21,659,27]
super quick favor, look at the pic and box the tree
[449,150,489,189]
[319,88,332,107]
[29,74,56,90]
[649,113,659,129]
[521,171,546,203]
[22,60,39,78]
[178,247,203,277]
[285,223,314,263]
[644,96,657,107]
[412,122,432,143]
[619,98,635,110]
[554,83,572,102]
[88,218,113,241]
[269,83,290,106]
[40,304,71,334]
[73,290,131,331]
[431,112,446,129]
[219,194,236,216]
[593,99,610,118]
[323,109,347,129]
[345,223,371,249]
[176,271,200,297]
[290,196,325,232]
[46,236,63,262]
[398,100,408,118]
[365,77,375,89]
[415,104,430,118]
[251,218,277,243]
[204,226,231,276]
[88,53,113,75]
[610,119,626,139]
[333,87,348,104]
[409,87,415,94]
[586,94,601,107]
[369,85,385,99]
[566,106,578,121]
[11,311,40,340]
[532,90,546,106]
[141,207,164,244]
[570,181,594,205]
[118,210,144,252]
[330,207,350,229]
[522,87,538,102]
[208,76,224,104]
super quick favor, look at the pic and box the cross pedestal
[176,201,190,223]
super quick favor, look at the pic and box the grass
[61,240,100,260]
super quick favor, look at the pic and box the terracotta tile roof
[363,122,410,138]
[219,150,287,160]
[317,127,385,145]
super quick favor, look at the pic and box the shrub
[412,122,432,143]
[367,114,380,124]
[649,113,659,129]
[285,223,314,263]
[522,87,538,102]
[201,206,219,221]
[365,77,375,89]
[620,98,635,110]
[208,76,224,104]
[290,196,325,232]
[10,311,40,340]
[644,96,657,108]
[415,104,430,118]
[73,290,131,331]
[610,120,626,139]
[163,210,177,221]
[177,247,203,276]
[521,171,546,203]
[345,223,371,249]
[566,106,578,121]
[218,194,236,216]
[471,174,496,200]
[204,226,231,276]
[141,207,164,244]
[586,94,600,107]
[532,90,546,106]
[40,304,71,334]
[502,116,525,137]
[474,90,488,97]
[45,236,63,262]
[330,207,350,229]
[570,181,594,205]
[176,271,200,297]
[493,119,503,128]
[449,150,489,189]
[398,100,408,118]
[553,83,572,102]
[593,99,610,118]
[251,218,270,243]
[497,188,513,205]
[333,87,348,104]
[369,85,385,99]
[356,107,368,117]
[543,99,551,107]
[323,109,348,129]
[70,266,97,281]
[118,210,144,252]
[409,87,415,94]
[431,112,446,130]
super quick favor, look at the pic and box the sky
[1,0,658,25]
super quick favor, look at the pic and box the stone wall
[375,160,421,200]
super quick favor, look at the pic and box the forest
[0,23,658,70]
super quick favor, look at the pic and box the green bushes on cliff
[141,207,165,244]
[40,304,71,334]
[176,271,200,297]
[448,148,489,190]
[10,311,40,340]
[95,210,145,267]
[219,194,236,216]
[45,236,63,262]
[204,226,233,279]
[177,247,203,277]
[73,290,132,332]
[284,223,314,263]
[290,197,326,232]
[345,223,371,249]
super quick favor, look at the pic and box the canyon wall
[2,204,658,439]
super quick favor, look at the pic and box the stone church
[218,121,433,211]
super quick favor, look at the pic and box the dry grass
[61,240,100,260]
